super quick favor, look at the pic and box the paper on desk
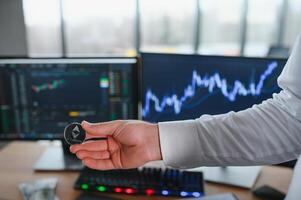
[19,178,59,200]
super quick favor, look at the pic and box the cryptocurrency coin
[64,122,86,145]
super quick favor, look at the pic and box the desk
[0,142,293,200]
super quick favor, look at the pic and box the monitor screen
[0,58,138,140]
[141,53,287,123]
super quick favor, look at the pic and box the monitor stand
[189,166,262,189]
[34,139,83,171]
[0,141,10,150]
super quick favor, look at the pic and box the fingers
[81,120,123,138]
[70,140,108,153]
[83,158,116,170]
[76,150,110,160]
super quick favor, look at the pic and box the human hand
[70,120,162,170]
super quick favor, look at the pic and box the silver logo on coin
[64,122,86,145]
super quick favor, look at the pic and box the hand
[70,120,162,170]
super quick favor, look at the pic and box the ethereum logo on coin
[72,125,80,138]
[64,122,86,145]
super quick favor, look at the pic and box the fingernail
[69,146,75,153]
[81,120,90,126]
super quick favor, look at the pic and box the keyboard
[74,167,204,197]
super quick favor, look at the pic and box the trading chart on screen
[0,59,137,139]
[141,53,287,123]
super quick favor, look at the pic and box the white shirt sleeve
[158,34,301,169]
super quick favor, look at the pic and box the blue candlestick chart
[142,61,278,117]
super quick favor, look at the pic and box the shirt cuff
[158,120,201,168]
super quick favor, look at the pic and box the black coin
[64,122,86,145]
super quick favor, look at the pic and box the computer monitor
[141,53,288,188]
[0,58,138,140]
[0,58,138,170]
[141,53,287,123]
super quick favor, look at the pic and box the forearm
[159,91,301,168]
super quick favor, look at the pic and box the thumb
[81,120,123,139]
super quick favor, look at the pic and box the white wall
[0,0,27,56]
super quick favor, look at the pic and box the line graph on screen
[142,62,278,117]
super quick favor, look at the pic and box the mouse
[252,185,285,200]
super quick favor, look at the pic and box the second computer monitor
[0,58,138,140]
[141,53,287,123]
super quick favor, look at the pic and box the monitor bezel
[0,57,139,141]
[139,52,288,122]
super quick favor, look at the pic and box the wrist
[146,123,162,161]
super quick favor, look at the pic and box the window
[283,0,301,47]
[140,0,196,53]
[244,0,282,56]
[199,0,243,56]
[22,0,301,58]
[23,0,62,57]
[63,0,136,57]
